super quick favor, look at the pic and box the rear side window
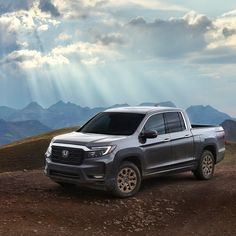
[165,112,186,133]
[144,114,166,135]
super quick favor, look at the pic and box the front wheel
[193,150,215,180]
[112,161,141,198]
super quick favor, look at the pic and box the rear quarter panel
[191,126,225,163]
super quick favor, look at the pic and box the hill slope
[0,127,77,173]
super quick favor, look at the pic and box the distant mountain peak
[49,100,79,111]
[55,100,66,105]
[186,105,231,125]
[23,102,44,111]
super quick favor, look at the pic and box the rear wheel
[193,150,215,180]
[112,161,141,198]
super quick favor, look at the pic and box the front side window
[165,112,186,133]
[143,114,166,135]
[79,112,145,135]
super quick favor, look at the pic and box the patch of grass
[222,142,236,166]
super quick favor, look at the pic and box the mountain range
[186,105,232,125]
[0,119,51,145]
[0,101,235,145]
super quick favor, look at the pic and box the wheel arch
[202,145,217,163]
[120,156,142,176]
[113,148,144,176]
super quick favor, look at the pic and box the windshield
[79,112,145,135]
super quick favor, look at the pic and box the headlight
[45,141,53,157]
[87,145,116,158]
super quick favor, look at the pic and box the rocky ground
[0,143,235,235]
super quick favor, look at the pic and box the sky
[0,0,236,116]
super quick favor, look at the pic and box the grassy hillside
[223,141,236,165]
[0,129,235,173]
[0,127,78,173]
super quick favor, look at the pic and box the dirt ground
[0,144,235,236]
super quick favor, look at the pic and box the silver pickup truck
[45,107,225,197]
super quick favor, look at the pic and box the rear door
[164,112,194,166]
[140,113,173,174]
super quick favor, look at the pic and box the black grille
[50,170,80,179]
[51,146,84,165]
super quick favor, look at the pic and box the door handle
[164,138,170,142]
[185,134,191,137]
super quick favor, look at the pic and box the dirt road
[0,161,235,236]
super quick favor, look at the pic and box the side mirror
[140,130,158,139]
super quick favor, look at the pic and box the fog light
[93,175,103,179]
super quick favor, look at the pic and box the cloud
[0,0,59,17]
[92,10,236,65]
[2,49,69,69]
[0,2,60,31]
[52,41,122,62]
[38,24,49,31]
[1,39,122,70]
[222,27,236,37]
[39,0,60,17]
[0,3,60,56]
[222,9,236,17]
[95,33,125,45]
[104,0,189,12]
[0,14,21,56]
[52,0,188,20]
[207,11,236,49]
[81,57,105,66]
[56,33,72,41]
[52,0,102,19]
[1,1,236,70]
[192,47,236,64]
[196,54,236,65]
[123,11,212,58]
[191,10,236,65]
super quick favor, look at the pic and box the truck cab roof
[105,106,182,114]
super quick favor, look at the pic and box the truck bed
[191,124,217,128]
[191,124,225,141]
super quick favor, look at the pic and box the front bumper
[44,156,115,190]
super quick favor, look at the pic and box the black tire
[193,150,215,180]
[111,161,141,198]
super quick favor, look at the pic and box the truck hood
[52,131,127,146]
